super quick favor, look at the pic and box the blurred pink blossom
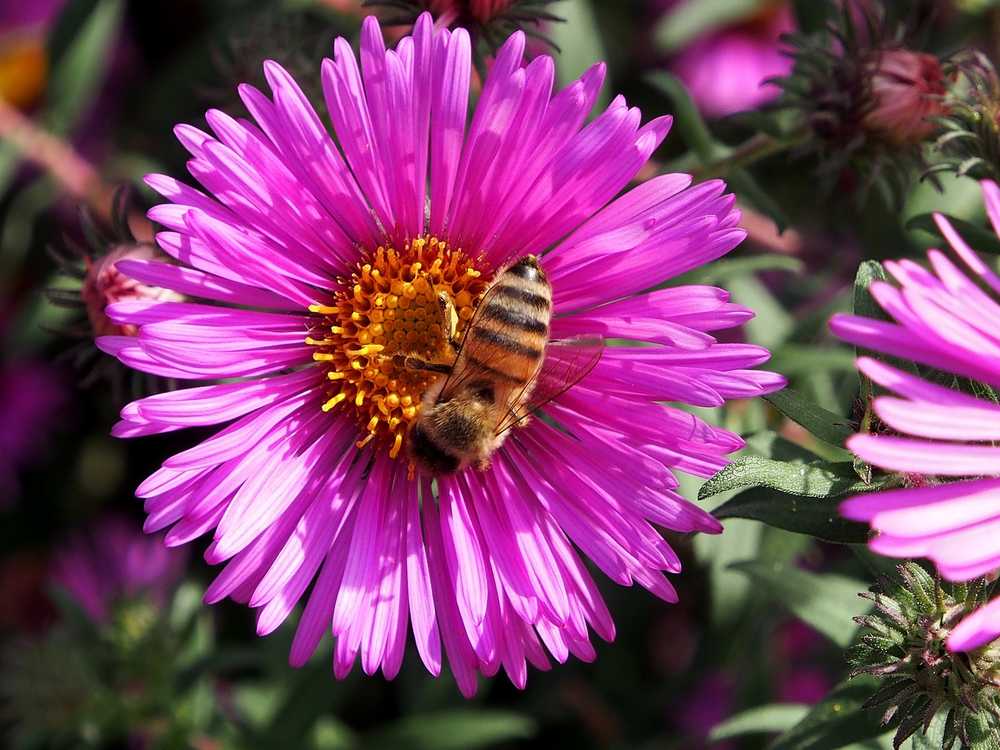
[49,517,187,623]
[666,3,794,117]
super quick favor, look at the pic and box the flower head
[831,179,1000,653]
[667,2,795,118]
[101,14,783,695]
[50,516,186,623]
[81,244,185,338]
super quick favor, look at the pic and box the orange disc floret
[307,236,488,459]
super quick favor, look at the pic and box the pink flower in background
[772,619,832,704]
[667,3,794,118]
[100,14,783,695]
[777,669,831,704]
[50,517,186,623]
[831,179,1000,652]
[0,361,66,504]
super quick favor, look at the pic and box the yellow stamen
[322,392,347,412]
[389,433,403,460]
[308,303,339,314]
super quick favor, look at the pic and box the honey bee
[399,255,602,477]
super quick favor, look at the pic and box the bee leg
[475,456,492,472]
[390,353,452,375]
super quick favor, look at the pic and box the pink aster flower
[50,517,187,623]
[667,2,794,118]
[831,179,1000,653]
[99,14,784,695]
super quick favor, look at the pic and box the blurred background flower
[49,515,186,622]
[662,0,794,118]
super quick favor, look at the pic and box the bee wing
[492,336,605,437]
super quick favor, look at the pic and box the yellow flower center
[307,236,489,460]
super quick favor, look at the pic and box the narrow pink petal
[848,434,1000,476]
[406,479,441,675]
[948,594,1000,651]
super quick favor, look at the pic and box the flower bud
[81,243,182,338]
[850,563,1000,748]
[46,188,185,395]
[862,49,948,145]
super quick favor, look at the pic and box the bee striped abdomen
[467,256,552,383]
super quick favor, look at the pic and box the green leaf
[714,487,871,544]
[764,389,855,449]
[47,0,100,68]
[700,456,865,500]
[772,678,888,750]
[730,561,867,646]
[908,710,946,750]
[653,0,767,53]
[905,212,1000,255]
[363,710,537,750]
[695,517,763,625]
[966,714,1000,750]
[710,704,811,740]
[646,72,720,163]
[744,430,824,462]
[44,0,124,135]
[852,260,889,321]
